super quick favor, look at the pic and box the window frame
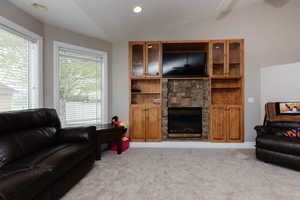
[0,16,43,109]
[53,41,108,126]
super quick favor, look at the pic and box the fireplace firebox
[168,107,202,138]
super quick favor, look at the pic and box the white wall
[260,62,300,120]
[0,0,43,36]
[0,0,113,119]
[111,1,300,141]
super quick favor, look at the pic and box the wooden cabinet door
[210,40,227,77]
[130,105,146,141]
[211,105,227,142]
[145,42,161,77]
[129,42,145,77]
[227,40,244,77]
[227,105,243,142]
[145,105,161,142]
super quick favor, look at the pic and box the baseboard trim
[130,142,255,149]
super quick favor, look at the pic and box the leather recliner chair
[255,120,300,171]
[0,108,96,200]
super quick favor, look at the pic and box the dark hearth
[168,107,202,138]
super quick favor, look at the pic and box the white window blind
[57,47,103,126]
[0,24,39,112]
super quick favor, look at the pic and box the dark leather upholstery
[0,109,96,200]
[255,120,300,171]
[0,167,53,200]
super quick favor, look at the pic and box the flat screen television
[276,102,300,115]
[163,52,207,77]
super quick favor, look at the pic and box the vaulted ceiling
[7,0,289,42]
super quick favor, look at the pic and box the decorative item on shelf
[131,100,138,104]
[153,99,161,105]
[131,88,141,93]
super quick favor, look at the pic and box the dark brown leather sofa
[0,108,96,200]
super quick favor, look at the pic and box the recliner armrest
[255,125,289,137]
[255,125,270,137]
[58,126,96,146]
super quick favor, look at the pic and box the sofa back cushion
[0,108,61,133]
[0,109,61,168]
[266,121,300,128]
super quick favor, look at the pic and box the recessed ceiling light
[133,6,142,13]
[32,3,48,11]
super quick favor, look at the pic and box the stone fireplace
[162,79,210,140]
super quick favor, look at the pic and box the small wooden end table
[95,124,123,160]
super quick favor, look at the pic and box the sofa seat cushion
[256,135,300,157]
[0,167,53,200]
[7,143,93,181]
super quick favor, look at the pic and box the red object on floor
[111,140,129,152]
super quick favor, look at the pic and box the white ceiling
[8,0,265,42]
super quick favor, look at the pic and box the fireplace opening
[168,107,202,138]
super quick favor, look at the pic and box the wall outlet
[248,97,255,103]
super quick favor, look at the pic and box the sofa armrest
[58,126,96,145]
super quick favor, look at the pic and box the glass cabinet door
[228,41,242,76]
[131,43,145,77]
[212,42,226,76]
[146,42,161,76]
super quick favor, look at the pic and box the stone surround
[162,79,210,140]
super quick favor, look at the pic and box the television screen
[163,52,207,77]
[276,102,300,115]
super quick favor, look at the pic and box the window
[54,42,108,126]
[0,17,42,112]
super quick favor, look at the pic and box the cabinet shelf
[130,76,161,79]
[132,92,161,95]
[163,77,209,80]
[213,62,224,65]
[212,103,242,106]
[211,86,241,89]
[211,75,242,79]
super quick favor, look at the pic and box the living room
[1,0,300,200]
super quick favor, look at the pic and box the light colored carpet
[62,148,300,200]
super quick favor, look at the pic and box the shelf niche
[131,79,161,105]
[212,88,242,105]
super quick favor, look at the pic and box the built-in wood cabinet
[129,41,162,141]
[130,42,145,77]
[210,39,244,142]
[130,105,145,141]
[228,40,243,76]
[145,104,161,141]
[227,105,243,142]
[129,39,244,143]
[146,42,161,77]
[211,105,243,142]
[211,41,226,76]
[210,40,243,78]
[211,105,227,142]
[129,42,162,78]
[130,104,161,142]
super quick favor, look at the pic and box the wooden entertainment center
[128,40,244,143]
